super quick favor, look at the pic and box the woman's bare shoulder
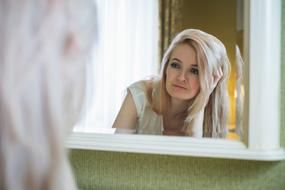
[141,79,156,97]
[143,79,153,89]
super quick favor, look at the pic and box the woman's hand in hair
[203,67,223,107]
[211,67,223,92]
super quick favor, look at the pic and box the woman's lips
[173,84,187,90]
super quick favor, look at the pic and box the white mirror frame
[67,0,285,161]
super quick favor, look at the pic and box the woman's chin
[167,88,195,101]
[170,93,193,101]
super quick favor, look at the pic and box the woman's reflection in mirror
[0,0,96,189]
[113,29,231,138]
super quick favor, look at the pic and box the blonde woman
[0,0,96,189]
[113,29,230,138]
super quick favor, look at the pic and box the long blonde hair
[0,0,96,189]
[153,29,230,138]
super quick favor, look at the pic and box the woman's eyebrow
[172,58,198,67]
[172,58,182,63]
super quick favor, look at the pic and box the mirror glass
[74,0,245,140]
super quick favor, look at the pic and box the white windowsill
[67,132,285,161]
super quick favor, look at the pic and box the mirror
[75,0,245,139]
[68,0,285,161]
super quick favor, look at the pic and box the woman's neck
[168,98,189,116]
[162,98,189,135]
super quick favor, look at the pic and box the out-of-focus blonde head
[0,0,96,189]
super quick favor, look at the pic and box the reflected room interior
[74,0,245,140]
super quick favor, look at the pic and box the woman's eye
[170,62,180,69]
[190,68,199,75]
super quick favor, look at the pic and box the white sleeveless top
[128,81,163,135]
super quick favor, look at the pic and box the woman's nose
[177,71,186,82]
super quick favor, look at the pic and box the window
[74,0,159,133]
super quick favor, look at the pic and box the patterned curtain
[158,0,183,65]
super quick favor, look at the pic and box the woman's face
[165,43,200,101]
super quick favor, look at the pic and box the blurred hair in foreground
[0,0,96,189]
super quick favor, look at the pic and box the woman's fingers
[211,67,223,91]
